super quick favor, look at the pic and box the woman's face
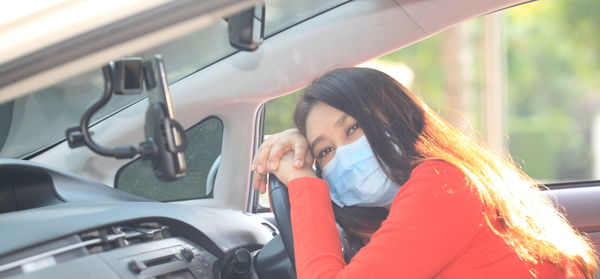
[305,101,364,168]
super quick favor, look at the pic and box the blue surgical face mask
[321,135,400,207]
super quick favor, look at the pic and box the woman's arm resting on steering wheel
[252,128,312,193]
[271,152,316,184]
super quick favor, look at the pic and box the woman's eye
[318,147,334,158]
[347,122,360,135]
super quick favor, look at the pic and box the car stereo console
[0,222,219,279]
[100,237,218,279]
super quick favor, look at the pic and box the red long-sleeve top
[288,160,581,279]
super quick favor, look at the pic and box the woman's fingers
[252,171,261,189]
[293,140,309,168]
[252,142,273,173]
[267,141,292,171]
[252,128,309,193]
[266,132,310,170]
[259,176,266,194]
[252,140,277,194]
[252,172,267,194]
[252,165,268,194]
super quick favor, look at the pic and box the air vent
[0,221,170,276]
[80,222,171,254]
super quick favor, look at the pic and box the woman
[252,67,597,278]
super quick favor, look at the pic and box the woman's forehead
[305,102,352,141]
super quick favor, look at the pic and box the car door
[546,182,600,255]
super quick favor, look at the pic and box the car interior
[0,0,599,278]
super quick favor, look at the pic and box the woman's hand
[252,128,312,193]
[271,151,316,185]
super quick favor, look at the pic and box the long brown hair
[293,67,597,277]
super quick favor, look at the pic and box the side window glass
[115,117,223,201]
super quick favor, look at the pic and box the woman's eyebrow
[335,114,349,127]
[310,136,323,154]
[309,114,349,152]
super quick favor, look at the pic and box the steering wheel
[268,174,296,265]
[268,175,364,269]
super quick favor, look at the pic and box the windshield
[0,0,347,159]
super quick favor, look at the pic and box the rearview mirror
[227,3,265,52]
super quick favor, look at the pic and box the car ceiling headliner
[0,0,528,105]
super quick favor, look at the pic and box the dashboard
[0,159,289,279]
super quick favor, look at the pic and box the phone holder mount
[66,56,187,181]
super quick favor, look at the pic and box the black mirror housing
[227,4,265,52]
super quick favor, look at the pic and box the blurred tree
[504,0,599,180]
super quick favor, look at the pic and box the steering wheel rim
[268,174,296,266]
[267,174,364,269]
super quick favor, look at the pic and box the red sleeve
[288,161,484,279]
